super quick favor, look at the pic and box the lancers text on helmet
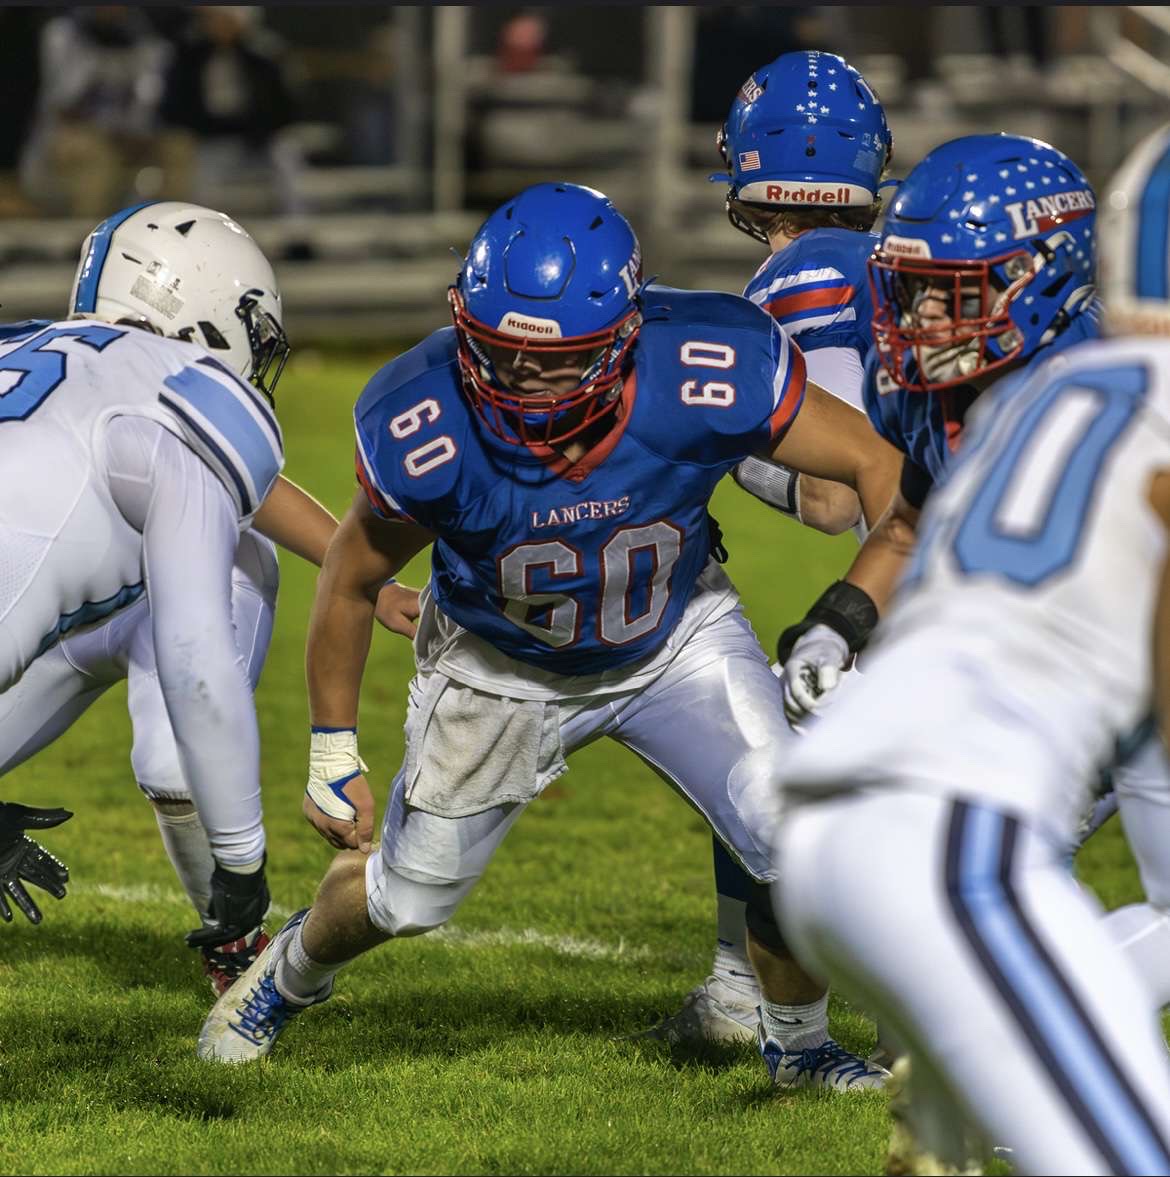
[1005,189,1096,239]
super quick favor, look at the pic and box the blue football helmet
[869,133,1097,393]
[450,182,642,447]
[713,50,893,244]
[1099,122,1170,331]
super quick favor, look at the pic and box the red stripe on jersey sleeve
[764,284,854,321]
[769,339,807,443]
[354,446,414,522]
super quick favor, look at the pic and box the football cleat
[200,927,271,997]
[885,1057,985,1176]
[196,908,329,1064]
[635,975,759,1045]
[759,1024,891,1091]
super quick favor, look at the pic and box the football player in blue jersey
[770,125,1170,1176]
[198,181,902,1090]
[0,203,419,995]
[647,50,898,1049]
[776,133,1100,722]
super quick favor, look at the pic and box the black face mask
[235,292,289,403]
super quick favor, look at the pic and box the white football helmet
[1099,122,1170,336]
[68,201,289,396]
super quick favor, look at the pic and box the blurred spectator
[497,10,549,74]
[159,7,302,212]
[21,7,172,216]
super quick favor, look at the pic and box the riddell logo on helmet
[1004,189,1095,239]
[498,311,562,338]
[881,235,932,259]
[764,184,854,205]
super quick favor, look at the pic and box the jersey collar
[527,369,638,484]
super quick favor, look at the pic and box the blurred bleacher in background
[1,4,1168,345]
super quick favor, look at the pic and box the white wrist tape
[306,729,369,822]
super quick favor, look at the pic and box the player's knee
[727,746,785,852]
[367,862,461,938]
[131,729,187,803]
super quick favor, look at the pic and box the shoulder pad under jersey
[353,327,477,525]
[155,345,285,520]
[630,285,805,467]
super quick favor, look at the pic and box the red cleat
[200,928,271,996]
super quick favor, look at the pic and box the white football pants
[0,529,277,808]
[365,605,797,936]
[776,790,1170,1177]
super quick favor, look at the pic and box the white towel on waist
[404,670,566,818]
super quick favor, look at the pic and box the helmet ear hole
[198,321,231,350]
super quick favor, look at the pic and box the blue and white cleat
[196,908,330,1064]
[759,1024,891,1091]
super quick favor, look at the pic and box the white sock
[759,992,830,1052]
[275,921,341,1004]
[153,802,214,918]
[711,895,759,1003]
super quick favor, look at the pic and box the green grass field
[0,351,1153,1175]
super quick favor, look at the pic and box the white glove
[780,623,850,726]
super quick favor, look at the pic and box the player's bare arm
[254,475,422,640]
[733,457,862,535]
[304,491,433,852]
[835,476,922,614]
[766,383,901,724]
[793,476,863,535]
[768,380,901,529]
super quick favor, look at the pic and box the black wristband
[775,580,880,664]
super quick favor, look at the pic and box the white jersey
[784,335,1170,841]
[0,320,283,683]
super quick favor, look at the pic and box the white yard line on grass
[75,882,650,962]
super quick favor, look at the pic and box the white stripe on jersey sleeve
[354,422,407,516]
[771,326,794,411]
[784,308,859,333]
[747,266,848,304]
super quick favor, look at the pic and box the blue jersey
[354,286,806,676]
[742,229,877,359]
[862,300,1103,488]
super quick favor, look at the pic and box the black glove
[0,802,72,925]
[775,579,880,666]
[185,854,270,949]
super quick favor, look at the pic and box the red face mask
[449,287,641,447]
[868,249,1036,393]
